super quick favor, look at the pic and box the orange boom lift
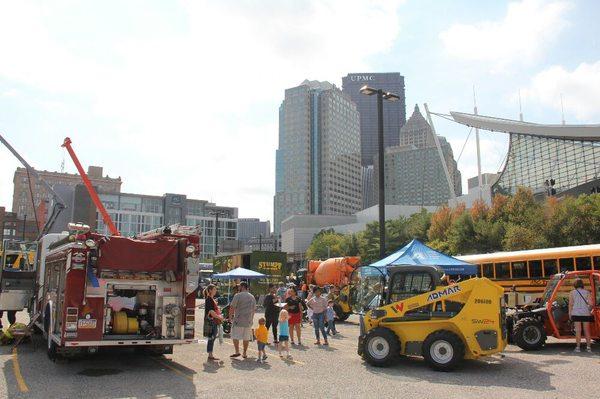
[61,137,120,236]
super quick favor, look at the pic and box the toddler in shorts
[255,317,268,362]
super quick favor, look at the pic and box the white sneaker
[574,347,581,353]
[586,347,592,353]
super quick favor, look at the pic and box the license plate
[78,319,97,329]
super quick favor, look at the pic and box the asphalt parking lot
[0,304,598,399]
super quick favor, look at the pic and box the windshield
[350,266,386,313]
[540,275,561,306]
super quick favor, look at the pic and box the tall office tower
[274,80,362,234]
[361,165,375,209]
[374,105,462,206]
[342,73,406,167]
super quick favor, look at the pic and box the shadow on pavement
[202,360,226,373]
[3,336,197,399]
[230,358,272,371]
[364,354,556,393]
[509,342,598,359]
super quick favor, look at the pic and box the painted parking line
[11,348,29,393]
[149,356,194,381]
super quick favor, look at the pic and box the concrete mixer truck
[299,256,360,321]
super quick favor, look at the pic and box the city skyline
[1,1,599,225]
[274,80,362,234]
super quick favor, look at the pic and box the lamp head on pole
[383,92,400,101]
[359,85,378,96]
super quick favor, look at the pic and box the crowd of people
[203,281,340,363]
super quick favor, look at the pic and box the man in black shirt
[263,283,280,343]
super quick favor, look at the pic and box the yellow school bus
[456,244,600,306]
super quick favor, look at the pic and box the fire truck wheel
[422,330,465,371]
[361,327,400,367]
[513,317,546,351]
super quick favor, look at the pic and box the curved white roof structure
[450,111,600,141]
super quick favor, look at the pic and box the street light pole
[209,210,227,256]
[376,90,385,259]
[360,85,400,259]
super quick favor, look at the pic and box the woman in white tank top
[569,278,593,353]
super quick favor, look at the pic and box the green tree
[447,211,475,255]
[357,218,413,264]
[344,233,361,256]
[306,230,348,259]
[406,208,432,241]
[502,224,547,251]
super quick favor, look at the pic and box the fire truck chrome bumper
[64,339,198,347]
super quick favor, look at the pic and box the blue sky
[1,0,599,224]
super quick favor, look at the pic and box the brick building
[12,166,121,220]
[0,206,38,243]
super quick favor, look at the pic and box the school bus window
[544,259,558,276]
[594,256,600,270]
[511,261,527,278]
[528,260,542,277]
[559,258,574,272]
[482,263,494,278]
[495,262,510,278]
[576,257,592,271]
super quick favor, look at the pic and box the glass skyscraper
[342,73,406,167]
[274,80,362,234]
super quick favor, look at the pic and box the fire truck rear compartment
[104,287,158,339]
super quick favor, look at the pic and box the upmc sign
[349,75,374,82]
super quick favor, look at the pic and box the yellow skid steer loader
[353,265,507,371]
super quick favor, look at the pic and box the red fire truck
[35,224,201,359]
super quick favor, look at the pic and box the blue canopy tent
[368,239,477,276]
[212,267,266,280]
[212,267,267,305]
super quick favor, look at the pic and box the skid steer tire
[361,327,400,367]
[513,317,546,351]
[422,330,465,371]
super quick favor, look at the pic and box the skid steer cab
[352,265,507,371]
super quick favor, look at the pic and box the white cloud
[0,0,404,223]
[521,61,600,121]
[440,0,571,68]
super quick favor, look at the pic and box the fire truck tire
[43,303,51,339]
[46,323,58,360]
[513,317,546,351]
[422,330,465,371]
[361,327,400,367]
